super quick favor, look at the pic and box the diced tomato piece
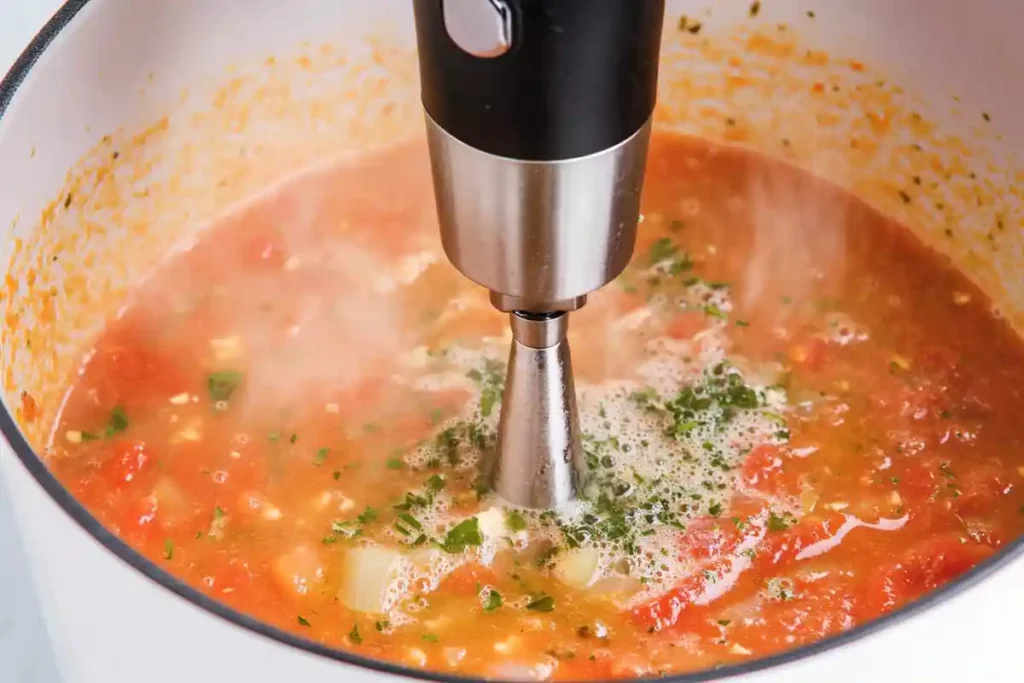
[679,513,759,561]
[948,461,1013,517]
[729,573,861,654]
[862,534,994,617]
[97,440,153,491]
[666,311,706,340]
[740,444,785,492]
[111,493,160,546]
[438,563,501,596]
[630,557,735,633]
[203,556,258,597]
[788,336,829,372]
[754,512,848,570]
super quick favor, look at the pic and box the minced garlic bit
[952,291,971,305]
[168,392,190,405]
[261,505,283,521]
[493,635,522,655]
[729,643,753,656]
[405,648,428,668]
[825,501,849,511]
[210,336,242,361]
[889,491,903,506]
[64,430,82,444]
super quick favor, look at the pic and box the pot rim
[2,2,1022,682]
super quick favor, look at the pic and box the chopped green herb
[426,474,446,493]
[348,624,362,644]
[649,237,678,264]
[735,319,750,327]
[207,370,243,402]
[80,431,100,441]
[313,447,329,466]
[332,470,342,481]
[105,406,129,437]
[356,507,379,525]
[898,190,912,204]
[213,506,225,520]
[483,590,503,612]
[442,517,483,553]
[268,431,280,442]
[708,501,723,517]
[289,433,298,444]
[162,539,174,560]
[394,513,423,536]
[704,304,727,320]
[506,509,528,533]
[297,615,311,627]
[718,619,732,626]
[767,510,795,532]
[480,386,499,418]
[386,457,403,470]
[526,595,555,612]
[749,1,761,17]
[375,619,390,632]
[422,633,440,643]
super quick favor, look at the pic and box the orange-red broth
[48,134,1024,679]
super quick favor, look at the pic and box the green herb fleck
[162,539,174,560]
[442,517,483,553]
[105,406,129,436]
[356,507,379,525]
[297,615,311,627]
[349,625,362,644]
[422,633,439,643]
[313,447,329,466]
[480,386,499,418]
[483,590,503,612]
[767,510,795,532]
[207,370,243,402]
[386,457,403,470]
[506,509,528,533]
[526,595,555,612]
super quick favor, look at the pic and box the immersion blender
[412,0,665,508]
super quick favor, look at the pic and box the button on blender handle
[442,0,513,58]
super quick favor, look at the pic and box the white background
[1,4,66,683]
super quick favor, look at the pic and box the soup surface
[47,133,1024,679]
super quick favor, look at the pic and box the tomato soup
[46,133,1024,679]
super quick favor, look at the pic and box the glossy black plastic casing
[413,0,665,161]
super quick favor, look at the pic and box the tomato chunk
[862,534,994,617]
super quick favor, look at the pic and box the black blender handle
[412,0,665,162]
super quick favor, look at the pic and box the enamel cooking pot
[2,1,1023,681]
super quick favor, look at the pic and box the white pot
[2,1,1023,681]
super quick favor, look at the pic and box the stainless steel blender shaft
[493,312,584,508]
[413,0,665,508]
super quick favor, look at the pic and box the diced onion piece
[65,430,82,444]
[168,392,190,405]
[405,648,428,667]
[341,546,401,614]
[476,508,507,540]
[553,548,601,589]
